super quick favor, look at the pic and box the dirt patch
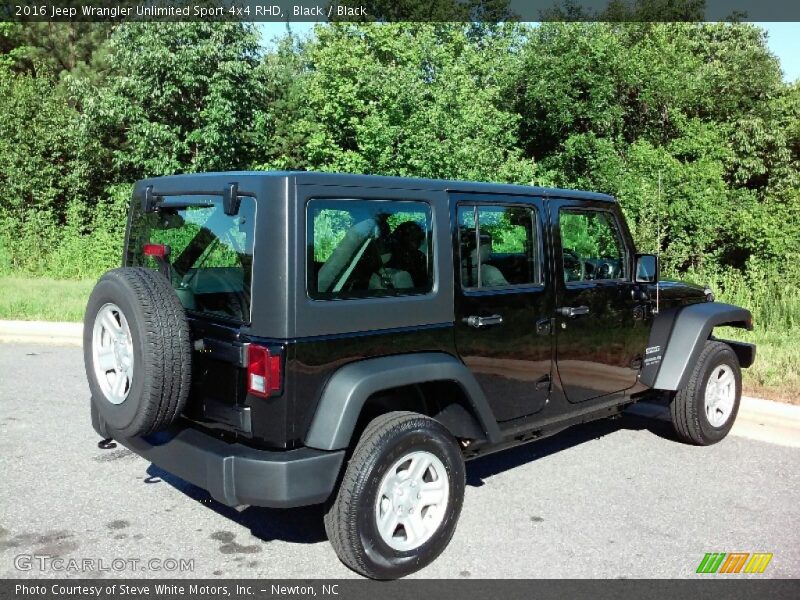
[210,531,261,555]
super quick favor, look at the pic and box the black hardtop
[134,170,616,203]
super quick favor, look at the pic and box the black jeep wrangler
[85,171,755,578]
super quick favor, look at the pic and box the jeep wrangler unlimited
[85,171,755,578]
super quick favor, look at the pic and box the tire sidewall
[84,273,151,436]
[695,345,742,443]
[354,420,465,579]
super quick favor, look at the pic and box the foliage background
[0,17,798,398]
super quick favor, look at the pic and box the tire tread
[670,340,740,445]
[324,411,463,579]
[86,267,192,437]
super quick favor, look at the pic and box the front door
[551,198,645,403]
[453,195,553,422]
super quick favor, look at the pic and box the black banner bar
[5,580,800,600]
[2,0,800,23]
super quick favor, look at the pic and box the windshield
[127,195,256,323]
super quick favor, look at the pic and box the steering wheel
[597,262,614,280]
[562,249,585,282]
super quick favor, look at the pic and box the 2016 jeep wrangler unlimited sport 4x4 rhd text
[85,171,755,579]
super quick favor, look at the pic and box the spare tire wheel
[83,267,192,438]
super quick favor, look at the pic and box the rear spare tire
[84,267,192,438]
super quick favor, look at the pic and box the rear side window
[308,199,433,300]
[127,195,255,323]
[458,205,541,289]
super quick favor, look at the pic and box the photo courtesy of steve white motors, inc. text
[15,583,339,597]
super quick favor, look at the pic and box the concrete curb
[627,396,800,448]
[628,395,800,422]
[731,396,800,447]
[0,320,83,347]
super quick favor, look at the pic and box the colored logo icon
[697,552,773,574]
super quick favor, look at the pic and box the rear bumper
[92,404,345,508]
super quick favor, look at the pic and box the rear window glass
[127,195,255,323]
[308,199,433,300]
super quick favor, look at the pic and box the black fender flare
[303,352,502,451]
[645,302,753,391]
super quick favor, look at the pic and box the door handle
[463,314,503,329]
[557,305,590,318]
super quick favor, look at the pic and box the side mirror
[635,254,659,283]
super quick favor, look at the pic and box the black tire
[324,411,465,579]
[83,267,192,438]
[669,341,742,446]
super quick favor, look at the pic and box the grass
[692,267,799,404]
[719,327,799,404]
[0,274,796,403]
[0,276,95,323]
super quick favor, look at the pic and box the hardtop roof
[137,170,616,203]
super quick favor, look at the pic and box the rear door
[452,194,553,422]
[550,198,646,403]
[126,192,257,432]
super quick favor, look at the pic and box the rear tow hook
[97,438,117,450]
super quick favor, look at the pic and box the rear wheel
[324,411,465,579]
[670,341,741,445]
[84,267,192,438]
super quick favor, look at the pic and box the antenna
[655,172,661,315]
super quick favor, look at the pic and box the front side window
[458,205,540,289]
[560,210,626,283]
[308,199,433,300]
[127,195,255,323]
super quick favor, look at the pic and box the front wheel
[324,411,465,579]
[670,341,742,445]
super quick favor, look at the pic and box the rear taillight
[247,344,282,397]
[143,243,169,258]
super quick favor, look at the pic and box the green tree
[272,23,542,185]
[0,70,94,217]
[512,22,797,273]
[251,32,314,170]
[1,20,797,287]
[0,20,114,80]
[83,21,266,183]
[0,68,104,274]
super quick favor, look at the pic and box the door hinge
[535,373,551,391]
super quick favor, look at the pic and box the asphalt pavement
[1,343,798,579]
